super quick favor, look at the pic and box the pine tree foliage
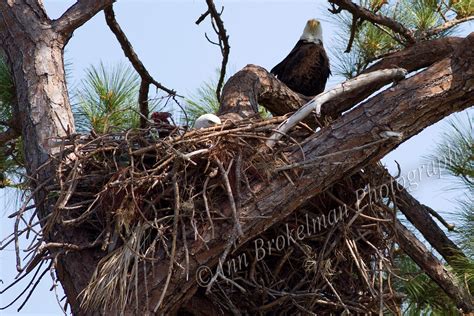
[0,57,22,187]
[73,63,143,133]
[394,254,460,315]
[332,0,471,78]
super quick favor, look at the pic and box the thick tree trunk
[0,3,74,177]
[0,1,114,314]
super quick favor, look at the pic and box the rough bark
[143,33,473,314]
[363,37,464,73]
[0,1,114,315]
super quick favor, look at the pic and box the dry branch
[199,0,230,102]
[423,16,474,39]
[265,68,407,148]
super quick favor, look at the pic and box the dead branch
[266,68,407,148]
[328,0,416,44]
[104,5,177,127]
[345,15,359,53]
[199,0,230,102]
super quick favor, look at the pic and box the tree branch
[328,0,416,44]
[103,5,177,127]
[390,216,473,311]
[423,16,474,39]
[266,68,407,148]
[321,36,464,121]
[53,0,117,37]
[366,165,467,265]
[199,0,230,103]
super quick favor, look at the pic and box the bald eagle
[271,19,330,96]
[194,113,221,129]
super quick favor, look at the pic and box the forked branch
[53,0,117,37]
[197,0,230,102]
[328,0,416,44]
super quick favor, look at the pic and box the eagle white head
[300,19,323,44]
[194,113,221,129]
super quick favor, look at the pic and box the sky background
[0,0,473,314]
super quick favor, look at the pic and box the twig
[153,164,180,312]
[345,16,359,53]
[202,177,215,239]
[0,260,46,310]
[216,158,243,236]
[425,205,455,231]
[423,16,474,39]
[195,10,210,25]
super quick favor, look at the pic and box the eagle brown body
[271,19,331,97]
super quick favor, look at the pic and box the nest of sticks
[15,115,403,314]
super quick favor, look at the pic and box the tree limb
[390,216,473,311]
[423,16,474,39]
[53,0,117,37]
[321,36,464,120]
[220,35,463,125]
[103,5,177,127]
[366,165,467,265]
[328,0,416,44]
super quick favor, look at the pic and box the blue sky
[0,1,472,314]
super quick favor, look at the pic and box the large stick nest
[33,116,402,314]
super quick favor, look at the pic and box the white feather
[300,19,323,44]
[194,113,221,129]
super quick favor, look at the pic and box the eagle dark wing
[271,41,305,80]
[271,41,330,97]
